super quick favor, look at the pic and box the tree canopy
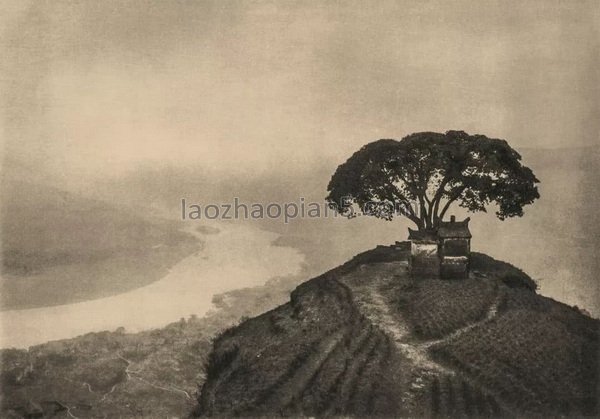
[326,131,540,231]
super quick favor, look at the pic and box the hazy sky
[2,0,599,181]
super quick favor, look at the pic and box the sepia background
[1,0,599,348]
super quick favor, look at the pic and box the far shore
[0,229,202,311]
[0,222,304,349]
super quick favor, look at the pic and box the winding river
[0,222,304,348]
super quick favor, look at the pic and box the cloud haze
[2,0,598,183]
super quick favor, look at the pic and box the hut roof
[407,228,438,242]
[438,217,472,239]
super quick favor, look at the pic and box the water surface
[0,222,304,348]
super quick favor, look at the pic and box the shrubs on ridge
[471,252,537,291]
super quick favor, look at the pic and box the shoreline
[0,222,304,349]
[0,228,202,312]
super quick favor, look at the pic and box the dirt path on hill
[421,289,503,349]
[347,262,503,357]
[344,262,448,412]
[97,354,193,404]
[346,263,449,372]
[354,279,448,373]
[343,262,504,412]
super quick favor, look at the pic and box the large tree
[326,131,540,231]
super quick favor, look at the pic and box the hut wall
[410,242,440,278]
[441,238,470,257]
[440,256,469,279]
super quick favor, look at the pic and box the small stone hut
[408,216,472,279]
[408,228,440,278]
[438,216,472,279]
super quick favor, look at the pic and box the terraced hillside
[196,245,599,417]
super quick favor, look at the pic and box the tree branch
[438,186,466,221]
[431,177,450,223]
[417,195,429,229]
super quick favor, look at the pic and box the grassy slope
[430,287,599,416]
[198,270,406,417]
[391,252,598,416]
[197,246,599,417]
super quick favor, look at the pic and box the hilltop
[196,245,599,417]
